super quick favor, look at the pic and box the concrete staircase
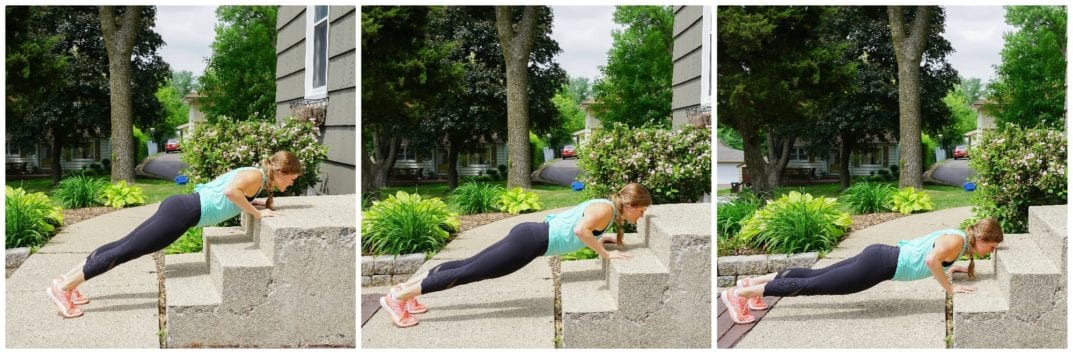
[953,205,1066,348]
[560,203,711,348]
[165,195,356,347]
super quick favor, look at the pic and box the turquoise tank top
[892,229,968,281]
[193,167,266,227]
[543,199,617,256]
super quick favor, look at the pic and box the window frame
[304,5,330,99]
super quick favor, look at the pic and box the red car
[561,145,576,159]
[953,145,968,159]
[165,139,181,153]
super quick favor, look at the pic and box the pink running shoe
[46,282,84,318]
[54,276,89,305]
[720,289,755,324]
[737,277,768,311]
[392,283,427,314]
[379,295,418,328]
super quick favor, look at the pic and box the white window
[790,147,809,162]
[304,6,329,99]
[700,6,711,107]
[460,146,494,167]
[396,145,416,162]
[64,140,98,161]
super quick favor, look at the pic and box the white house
[964,98,996,147]
[716,139,744,186]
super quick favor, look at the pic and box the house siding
[786,143,900,177]
[671,5,704,129]
[275,5,356,195]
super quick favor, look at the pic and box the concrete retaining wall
[716,252,819,287]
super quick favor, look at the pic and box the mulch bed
[458,212,513,232]
[63,206,119,226]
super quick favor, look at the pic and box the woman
[722,218,1004,324]
[380,183,653,328]
[46,151,303,318]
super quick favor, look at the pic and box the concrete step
[1028,205,1067,269]
[954,232,1066,348]
[202,226,249,265]
[165,253,223,347]
[560,259,618,348]
[607,233,669,318]
[640,203,712,274]
[207,240,273,311]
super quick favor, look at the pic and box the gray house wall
[671,6,706,129]
[275,6,356,195]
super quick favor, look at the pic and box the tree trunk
[839,135,853,190]
[888,6,930,190]
[49,135,64,186]
[99,6,142,184]
[370,130,400,190]
[446,143,460,191]
[496,6,539,189]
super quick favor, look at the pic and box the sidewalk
[732,206,973,348]
[6,204,162,348]
[361,209,565,348]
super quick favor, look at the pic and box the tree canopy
[199,6,277,122]
[988,5,1066,130]
[591,6,674,128]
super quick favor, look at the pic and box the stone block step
[208,241,273,310]
[1028,205,1067,269]
[560,259,617,348]
[953,258,1009,348]
[607,233,669,316]
[165,253,221,309]
[202,226,249,265]
[995,233,1062,312]
[640,203,712,271]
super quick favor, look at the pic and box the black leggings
[420,222,549,294]
[763,244,900,297]
[82,193,201,280]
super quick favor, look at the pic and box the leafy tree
[959,76,985,104]
[988,6,1066,129]
[361,6,457,192]
[153,71,193,145]
[591,6,673,128]
[198,6,277,122]
[7,6,167,185]
[551,87,585,148]
[169,70,198,97]
[938,81,978,152]
[422,7,565,190]
[496,6,543,188]
[563,76,591,104]
[717,6,854,199]
[716,127,744,151]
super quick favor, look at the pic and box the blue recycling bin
[962,182,975,192]
[175,175,189,185]
[570,181,584,192]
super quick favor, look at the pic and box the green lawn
[759,181,974,212]
[6,176,189,207]
[377,181,583,213]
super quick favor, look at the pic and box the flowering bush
[969,125,1066,232]
[181,116,328,194]
[578,123,711,204]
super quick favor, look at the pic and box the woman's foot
[380,295,418,328]
[54,276,89,305]
[737,277,768,311]
[46,282,84,318]
[392,283,428,314]
[720,289,755,324]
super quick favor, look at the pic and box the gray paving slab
[361,209,563,348]
[5,204,163,348]
[735,207,972,348]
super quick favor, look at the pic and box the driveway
[538,158,581,186]
[143,152,187,179]
[930,158,974,186]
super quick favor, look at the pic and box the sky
[154,6,217,78]
[941,6,1016,84]
[549,5,619,82]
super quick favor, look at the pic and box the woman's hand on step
[259,209,279,218]
[604,250,633,260]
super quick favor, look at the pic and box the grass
[768,181,972,212]
[6,176,188,207]
[378,181,582,213]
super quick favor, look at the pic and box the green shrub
[560,247,599,261]
[181,116,328,194]
[52,175,108,208]
[841,182,896,214]
[578,123,711,203]
[530,131,548,172]
[717,192,760,240]
[738,191,852,254]
[100,180,147,209]
[362,191,460,255]
[6,186,65,248]
[452,182,504,214]
[497,187,543,214]
[890,187,934,215]
[165,227,203,255]
[969,125,1066,232]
